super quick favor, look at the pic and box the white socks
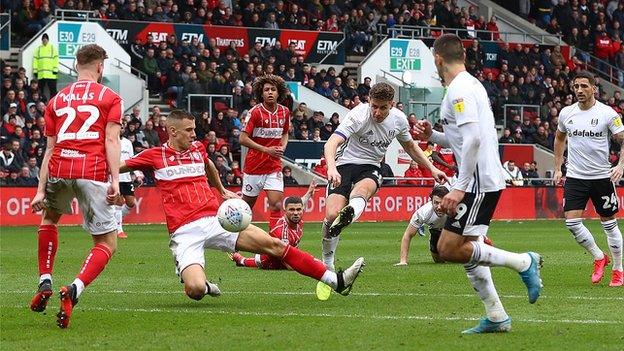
[602,219,623,271]
[464,263,508,322]
[72,278,85,298]
[566,219,605,260]
[39,273,52,284]
[321,220,338,271]
[115,205,124,232]
[320,270,338,290]
[469,241,531,272]
[348,197,366,222]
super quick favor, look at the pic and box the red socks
[38,225,58,276]
[76,244,112,287]
[269,209,282,233]
[281,246,327,280]
[242,257,258,268]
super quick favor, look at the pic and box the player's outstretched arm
[610,131,624,183]
[324,133,345,187]
[552,130,567,185]
[105,122,122,205]
[31,136,56,212]
[205,159,238,199]
[399,139,448,184]
[414,120,450,147]
[301,179,318,210]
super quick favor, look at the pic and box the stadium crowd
[2,0,623,186]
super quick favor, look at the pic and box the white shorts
[168,216,239,276]
[242,171,284,197]
[45,177,116,235]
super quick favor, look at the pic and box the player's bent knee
[184,282,206,301]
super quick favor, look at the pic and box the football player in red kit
[120,110,364,301]
[230,180,317,269]
[240,75,290,233]
[29,44,122,329]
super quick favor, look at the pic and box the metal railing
[0,13,11,51]
[574,49,624,87]
[407,101,441,121]
[376,24,563,44]
[113,58,148,83]
[54,9,97,21]
[187,94,233,118]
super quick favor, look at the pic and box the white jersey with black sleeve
[440,71,506,193]
[333,103,412,167]
[557,101,624,180]
[119,137,134,182]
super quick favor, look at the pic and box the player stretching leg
[29,44,123,329]
[321,82,447,271]
[414,34,542,334]
[115,129,143,239]
[230,181,317,269]
[240,75,290,234]
[553,71,624,287]
[121,110,364,301]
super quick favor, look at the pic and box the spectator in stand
[521,162,540,186]
[210,111,232,139]
[142,120,161,148]
[26,156,39,179]
[502,160,524,186]
[499,127,515,143]
[0,142,20,172]
[283,166,298,185]
[17,166,37,186]
[399,160,424,186]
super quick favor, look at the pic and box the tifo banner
[98,20,345,65]
[1,186,622,226]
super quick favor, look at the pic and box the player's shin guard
[269,209,282,233]
[75,244,112,296]
[464,263,508,322]
[38,224,58,281]
[281,245,327,281]
[469,241,531,272]
[348,196,367,222]
[602,219,623,271]
[566,218,605,260]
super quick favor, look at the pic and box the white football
[217,198,252,232]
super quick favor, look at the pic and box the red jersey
[125,141,220,233]
[243,103,289,175]
[44,80,123,182]
[269,216,303,247]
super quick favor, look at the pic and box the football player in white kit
[115,129,143,239]
[414,34,543,334]
[320,82,448,272]
[553,71,624,287]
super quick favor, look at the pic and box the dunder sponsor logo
[253,127,283,138]
[155,164,206,180]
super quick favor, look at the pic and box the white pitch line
[3,304,622,325]
[4,289,623,301]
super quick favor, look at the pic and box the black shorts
[327,163,383,198]
[564,177,618,217]
[120,181,135,196]
[429,228,442,254]
[444,191,501,236]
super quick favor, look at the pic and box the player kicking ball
[120,110,364,302]
[321,82,447,272]
[413,34,543,334]
[229,180,317,269]
[553,71,624,287]
[29,44,123,329]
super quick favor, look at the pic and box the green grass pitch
[1,220,622,350]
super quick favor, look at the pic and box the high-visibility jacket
[32,43,59,80]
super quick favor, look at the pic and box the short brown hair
[253,74,288,103]
[76,44,108,66]
[573,70,595,86]
[433,34,465,63]
[369,82,395,101]
[167,109,195,121]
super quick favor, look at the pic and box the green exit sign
[390,57,421,72]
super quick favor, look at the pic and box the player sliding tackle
[553,71,624,287]
[120,110,364,301]
[412,34,543,334]
[321,82,448,271]
[229,180,317,269]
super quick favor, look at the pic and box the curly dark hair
[252,74,288,103]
